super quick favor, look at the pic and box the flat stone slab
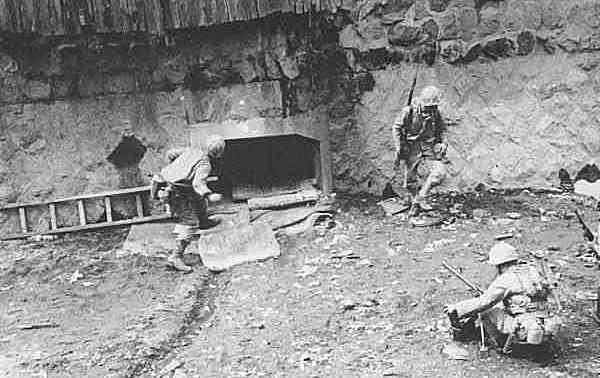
[119,221,176,257]
[197,222,280,272]
[119,206,250,258]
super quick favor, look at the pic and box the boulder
[440,40,464,63]
[517,30,536,56]
[430,0,451,12]
[389,23,422,46]
[478,5,502,37]
[482,36,515,59]
[438,6,478,40]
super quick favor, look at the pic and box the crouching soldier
[151,135,226,273]
[444,242,562,354]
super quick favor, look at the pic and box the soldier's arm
[150,174,166,200]
[392,106,411,152]
[191,159,212,197]
[454,277,508,318]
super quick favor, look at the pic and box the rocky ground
[1,190,600,378]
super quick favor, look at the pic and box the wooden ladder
[0,186,172,240]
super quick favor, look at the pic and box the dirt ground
[1,190,599,378]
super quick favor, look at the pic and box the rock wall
[330,0,600,194]
[2,0,600,213]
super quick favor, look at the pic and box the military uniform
[392,86,448,208]
[446,242,562,351]
[155,148,213,240]
[151,135,225,272]
[454,263,561,345]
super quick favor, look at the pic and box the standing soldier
[151,135,226,273]
[443,242,562,354]
[392,85,449,215]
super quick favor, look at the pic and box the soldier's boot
[168,240,193,273]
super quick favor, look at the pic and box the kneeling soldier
[444,242,562,353]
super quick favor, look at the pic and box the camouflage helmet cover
[488,242,519,266]
[418,85,442,106]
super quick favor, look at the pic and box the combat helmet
[488,242,519,266]
[205,135,226,159]
[166,148,185,162]
[418,85,442,107]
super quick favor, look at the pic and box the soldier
[151,135,226,273]
[392,85,449,214]
[443,242,562,354]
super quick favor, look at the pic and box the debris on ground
[247,189,320,210]
[495,232,514,240]
[422,238,456,253]
[17,322,60,330]
[574,179,600,201]
[442,343,470,360]
[377,197,410,216]
[68,270,83,283]
[197,222,281,272]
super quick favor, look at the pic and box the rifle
[396,68,419,189]
[442,261,488,353]
[574,210,600,260]
[442,261,484,295]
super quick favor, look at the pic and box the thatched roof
[0,0,355,36]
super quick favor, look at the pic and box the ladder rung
[49,204,57,230]
[18,207,27,233]
[135,194,144,218]
[77,200,86,225]
[104,197,112,222]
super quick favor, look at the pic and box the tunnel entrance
[223,135,319,201]
[106,135,147,188]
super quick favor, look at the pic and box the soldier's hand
[207,193,223,203]
[443,304,456,315]
[157,189,169,201]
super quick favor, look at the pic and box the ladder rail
[0,186,172,240]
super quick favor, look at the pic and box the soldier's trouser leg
[169,224,195,272]
[414,161,447,209]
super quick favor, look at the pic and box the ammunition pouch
[510,313,562,345]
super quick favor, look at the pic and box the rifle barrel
[442,261,484,295]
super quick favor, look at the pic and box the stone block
[440,40,464,63]
[0,75,26,103]
[24,80,51,101]
[78,73,106,98]
[463,41,482,62]
[389,23,422,46]
[478,5,502,37]
[430,0,451,12]
[189,81,283,123]
[105,72,136,94]
[414,1,431,20]
[438,6,478,41]
[382,0,415,14]
[482,36,515,59]
[421,19,440,40]
[517,30,536,56]
[119,222,177,257]
[502,0,543,32]
[51,76,74,99]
